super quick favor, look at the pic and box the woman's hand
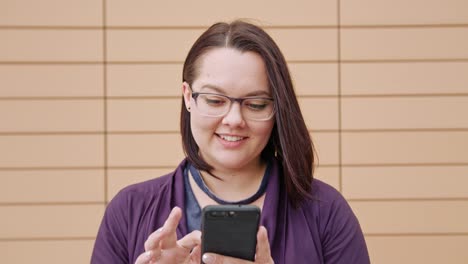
[135,207,202,264]
[201,226,274,264]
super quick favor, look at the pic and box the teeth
[220,135,244,142]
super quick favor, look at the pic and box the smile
[218,134,245,142]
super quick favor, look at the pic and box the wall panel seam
[2,24,468,30]
[347,198,468,202]
[0,60,338,64]
[3,59,468,64]
[4,163,466,171]
[0,237,96,241]
[364,233,468,237]
[2,128,468,136]
[3,59,468,65]
[3,94,468,100]
[337,0,343,193]
[0,202,105,206]
[103,0,109,204]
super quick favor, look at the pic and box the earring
[187,106,191,112]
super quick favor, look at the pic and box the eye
[202,95,228,107]
[244,99,270,111]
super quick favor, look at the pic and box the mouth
[216,134,247,142]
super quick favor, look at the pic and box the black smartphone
[201,205,261,262]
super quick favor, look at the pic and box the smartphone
[201,205,261,262]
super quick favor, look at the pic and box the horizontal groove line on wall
[0,163,466,171]
[105,60,338,64]
[0,166,104,171]
[0,202,105,206]
[0,237,96,242]
[110,25,340,30]
[0,166,177,171]
[0,61,103,65]
[2,234,468,241]
[1,128,468,136]
[0,131,177,135]
[0,25,334,30]
[2,59,468,65]
[339,128,468,132]
[341,59,468,63]
[0,60,337,64]
[0,26,104,30]
[300,94,468,98]
[112,60,339,64]
[2,24,468,30]
[348,197,468,202]
[364,233,468,237]
[342,163,468,167]
[0,96,179,100]
[337,93,468,98]
[105,164,340,169]
[341,24,468,29]
[2,94,468,101]
[0,131,107,135]
[106,96,181,100]
[3,198,467,207]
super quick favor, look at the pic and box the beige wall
[1,0,468,263]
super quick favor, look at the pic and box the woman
[91,20,370,264]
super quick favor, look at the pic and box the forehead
[194,48,269,94]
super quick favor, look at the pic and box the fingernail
[145,251,152,259]
[202,254,214,263]
[156,227,164,233]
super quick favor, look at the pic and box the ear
[182,82,191,112]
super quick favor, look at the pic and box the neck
[200,159,267,201]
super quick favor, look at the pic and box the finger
[144,227,165,251]
[255,226,273,263]
[134,251,152,264]
[202,253,253,264]
[160,206,183,248]
[143,207,182,251]
[163,207,182,233]
[177,230,202,251]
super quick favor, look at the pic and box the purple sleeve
[320,191,370,264]
[91,191,129,264]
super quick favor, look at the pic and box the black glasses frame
[186,84,276,120]
[191,92,274,106]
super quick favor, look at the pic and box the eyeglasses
[189,89,275,121]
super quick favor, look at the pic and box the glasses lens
[196,94,230,116]
[242,98,274,120]
[194,93,275,121]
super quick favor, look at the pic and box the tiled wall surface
[1,0,467,263]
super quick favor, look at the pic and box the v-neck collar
[172,158,286,258]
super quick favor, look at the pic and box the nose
[221,102,246,127]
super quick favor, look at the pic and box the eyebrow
[200,84,271,97]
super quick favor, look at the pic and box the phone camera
[210,211,227,217]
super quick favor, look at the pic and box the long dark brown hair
[180,20,315,207]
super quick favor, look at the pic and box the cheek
[253,121,275,140]
[190,115,219,139]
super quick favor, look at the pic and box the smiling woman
[91,20,370,264]
[183,48,275,177]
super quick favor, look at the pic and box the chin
[213,155,257,170]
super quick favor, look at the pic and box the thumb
[202,253,251,264]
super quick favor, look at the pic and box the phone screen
[201,205,260,262]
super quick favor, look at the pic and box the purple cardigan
[91,159,370,263]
